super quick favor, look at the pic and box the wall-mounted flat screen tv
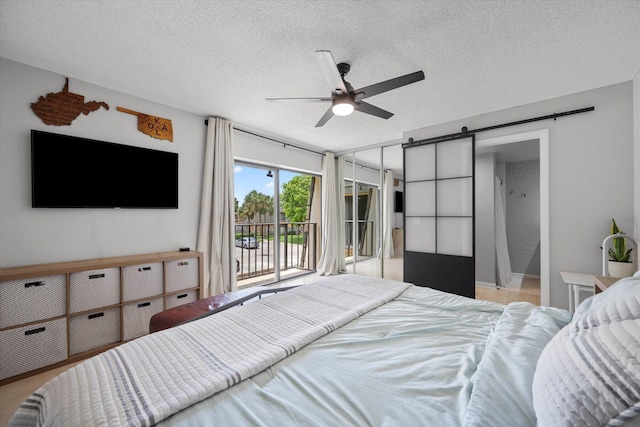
[394,191,403,213]
[31,130,178,209]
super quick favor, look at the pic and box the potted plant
[607,219,634,278]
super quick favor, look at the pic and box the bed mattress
[9,274,571,426]
[156,281,570,426]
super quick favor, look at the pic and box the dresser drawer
[0,318,68,380]
[69,267,120,313]
[166,289,199,309]
[69,307,121,356]
[122,262,163,302]
[0,275,66,329]
[165,258,199,293]
[122,297,164,341]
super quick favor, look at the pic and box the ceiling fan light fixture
[332,98,354,116]
[266,50,424,127]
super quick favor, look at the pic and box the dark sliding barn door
[403,135,475,298]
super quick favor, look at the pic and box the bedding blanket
[10,275,571,426]
[155,283,570,427]
[9,275,410,426]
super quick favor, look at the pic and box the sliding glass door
[344,180,379,261]
[234,162,320,286]
[341,149,390,277]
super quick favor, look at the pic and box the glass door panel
[234,162,320,287]
[403,135,475,298]
[234,162,275,285]
[279,169,321,281]
[351,149,382,276]
[382,144,403,280]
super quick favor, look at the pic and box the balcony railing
[235,222,318,282]
[344,219,376,258]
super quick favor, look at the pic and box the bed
[8,273,640,426]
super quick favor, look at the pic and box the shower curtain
[495,176,513,287]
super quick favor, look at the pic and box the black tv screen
[31,130,178,209]
[394,191,403,213]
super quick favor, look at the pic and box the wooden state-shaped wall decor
[117,107,173,142]
[31,78,109,126]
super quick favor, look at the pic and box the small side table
[594,275,620,294]
[560,271,596,313]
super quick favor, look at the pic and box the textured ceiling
[1,0,640,162]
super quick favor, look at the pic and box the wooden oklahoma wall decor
[31,78,109,126]
[117,107,173,142]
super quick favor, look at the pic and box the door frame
[476,129,549,306]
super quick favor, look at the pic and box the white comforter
[157,281,570,427]
[9,275,410,426]
[10,275,571,426]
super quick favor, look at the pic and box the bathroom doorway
[475,129,549,305]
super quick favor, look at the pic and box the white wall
[343,160,381,186]
[0,58,326,269]
[505,160,540,275]
[0,58,207,266]
[405,81,635,310]
[475,153,496,285]
[634,70,640,237]
[234,128,322,176]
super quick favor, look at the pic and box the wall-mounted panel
[403,135,475,298]
[437,178,473,217]
[405,181,435,217]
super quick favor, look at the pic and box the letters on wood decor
[31,78,109,126]
[117,107,173,142]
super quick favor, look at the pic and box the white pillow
[573,275,640,320]
[532,290,640,426]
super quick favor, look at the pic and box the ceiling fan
[266,50,425,127]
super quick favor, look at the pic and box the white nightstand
[559,271,596,313]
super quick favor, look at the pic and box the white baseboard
[477,274,539,290]
[476,281,497,288]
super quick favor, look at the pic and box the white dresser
[0,251,202,384]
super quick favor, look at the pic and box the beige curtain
[317,152,346,275]
[196,117,237,296]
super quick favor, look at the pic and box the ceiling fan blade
[314,106,334,127]
[355,71,425,100]
[354,101,394,119]
[315,50,348,95]
[266,97,332,102]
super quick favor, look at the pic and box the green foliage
[282,234,304,244]
[608,218,632,262]
[238,190,273,223]
[281,175,312,223]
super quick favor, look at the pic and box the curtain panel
[197,117,237,296]
[317,152,345,275]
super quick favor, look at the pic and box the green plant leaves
[609,218,632,262]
